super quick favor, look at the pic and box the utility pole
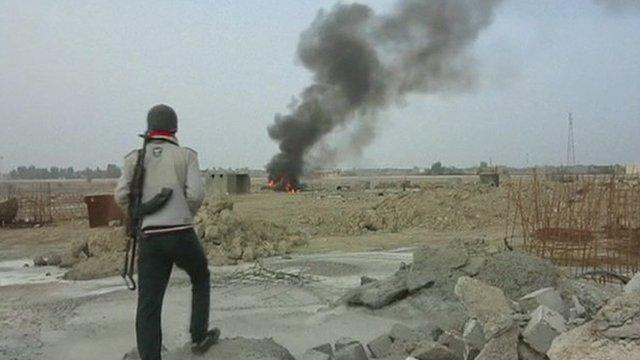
[566,113,576,166]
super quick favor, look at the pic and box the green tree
[430,161,444,175]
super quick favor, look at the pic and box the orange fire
[267,176,298,194]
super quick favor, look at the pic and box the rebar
[506,173,640,282]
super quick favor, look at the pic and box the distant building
[311,169,341,178]
[626,164,640,175]
[205,172,251,195]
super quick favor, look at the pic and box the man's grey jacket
[114,137,204,230]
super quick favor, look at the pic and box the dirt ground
[0,177,510,359]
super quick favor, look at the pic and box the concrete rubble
[332,241,640,360]
[462,318,486,356]
[196,200,307,266]
[112,239,640,360]
[592,293,640,340]
[476,251,560,300]
[521,305,567,354]
[623,272,640,294]
[517,341,546,360]
[454,276,515,339]
[548,292,640,360]
[558,279,614,318]
[475,326,519,360]
[548,323,640,360]
[33,253,62,266]
[519,288,567,318]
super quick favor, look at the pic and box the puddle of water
[0,258,67,287]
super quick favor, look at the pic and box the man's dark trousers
[136,228,210,360]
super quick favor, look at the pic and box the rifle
[122,134,173,291]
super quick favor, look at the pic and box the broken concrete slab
[300,349,333,360]
[475,326,519,360]
[437,331,465,359]
[519,287,567,318]
[405,270,435,293]
[569,295,586,319]
[367,334,392,358]
[517,341,546,360]
[335,337,361,352]
[342,273,409,309]
[522,305,567,354]
[461,257,486,277]
[375,355,407,360]
[454,276,514,338]
[311,343,334,357]
[410,340,458,360]
[388,339,416,356]
[477,251,560,300]
[375,291,468,332]
[413,322,444,342]
[548,322,640,360]
[593,293,640,340]
[462,318,486,351]
[624,273,640,294]
[412,244,469,273]
[389,324,419,344]
[162,337,296,360]
[465,348,480,360]
[334,342,368,360]
[558,279,614,318]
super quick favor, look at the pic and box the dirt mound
[61,227,127,280]
[196,200,306,266]
[302,184,506,235]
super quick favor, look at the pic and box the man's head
[147,104,178,133]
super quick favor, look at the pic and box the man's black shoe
[191,328,221,355]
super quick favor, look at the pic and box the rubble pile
[343,185,503,234]
[302,184,507,235]
[331,241,639,359]
[196,200,306,266]
[60,227,128,280]
[547,293,640,360]
[34,200,307,280]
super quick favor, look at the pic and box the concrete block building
[206,172,251,195]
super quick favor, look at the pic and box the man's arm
[185,150,205,215]
[114,151,136,211]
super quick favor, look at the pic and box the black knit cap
[147,104,178,132]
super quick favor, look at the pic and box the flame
[267,175,298,193]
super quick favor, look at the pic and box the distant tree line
[428,161,466,175]
[8,164,121,180]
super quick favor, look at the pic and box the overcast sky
[1,0,639,171]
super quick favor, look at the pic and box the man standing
[115,104,219,359]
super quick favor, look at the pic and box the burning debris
[266,0,503,189]
[266,175,299,193]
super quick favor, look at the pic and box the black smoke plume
[266,0,503,189]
